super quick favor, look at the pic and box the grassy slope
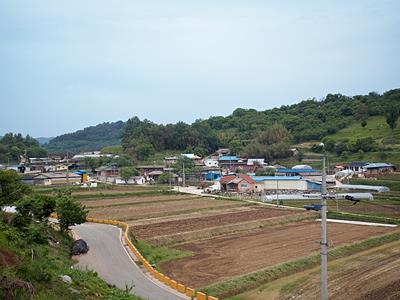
[327,116,400,145]
[0,222,143,300]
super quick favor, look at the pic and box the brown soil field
[81,194,201,207]
[145,212,313,247]
[235,239,400,300]
[71,186,165,195]
[88,198,245,221]
[161,221,396,288]
[127,206,256,226]
[131,206,305,239]
[282,240,400,300]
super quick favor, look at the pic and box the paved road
[72,223,188,300]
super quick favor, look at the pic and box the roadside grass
[200,231,400,299]
[282,199,400,219]
[130,235,191,268]
[327,211,400,225]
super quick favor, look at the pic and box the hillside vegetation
[46,121,125,153]
[36,88,400,158]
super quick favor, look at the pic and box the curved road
[72,223,188,300]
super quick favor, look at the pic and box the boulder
[71,239,89,255]
[60,275,72,284]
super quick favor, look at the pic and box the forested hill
[46,121,125,153]
[46,89,400,155]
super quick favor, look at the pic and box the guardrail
[85,217,219,300]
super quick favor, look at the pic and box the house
[362,163,395,178]
[343,162,369,173]
[216,148,230,156]
[247,159,265,166]
[276,166,319,177]
[115,176,146,185]
[252,176,308,192]
[147,170,164,181]
[204,158,219,168]
[96,165,119,179]
[31,172,81,185]
[165,156,178,165]
[220,174,256,193]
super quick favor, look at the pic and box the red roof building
[220,174,256,193]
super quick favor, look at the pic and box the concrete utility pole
[320,156,329,300]
[182,161,186,187]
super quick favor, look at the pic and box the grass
[201,231,400,299]
[327,116,400,145]
[350,178,400,191]
[130,235,191,268]
[327,211,400,225]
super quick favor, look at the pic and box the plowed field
[131,206,305,239]
[81,194,201,207]
[88,198,244,221]
[161,221,396,288]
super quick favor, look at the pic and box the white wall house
[204,158,219,168]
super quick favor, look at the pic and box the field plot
[233,239,400,300]
[87,196,245,221]
[130,206,309,245]
[161,221,396,288]
[81,194,200,207]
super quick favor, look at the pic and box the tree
[361,120,367,128]
[157,172,170,184]
[56,196,87,232]
[386,106,399,130]
[296,150,304,162]
[255,167,275,176]
[120,166,139,184]
[0,170,31,206]
[355,103,368,122]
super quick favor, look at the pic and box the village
[2,148,396,198]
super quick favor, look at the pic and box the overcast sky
[1,0,399,137]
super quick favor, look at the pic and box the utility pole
[182,161,186,187]
[320,155,328,300]
[168,162,172,190]
[276,179,279,207]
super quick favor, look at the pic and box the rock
[60,275,72,284]
[71,239,89,255]
[68,287,80,295]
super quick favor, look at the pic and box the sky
[1,0,399,137]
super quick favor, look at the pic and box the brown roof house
[220,174,256,193]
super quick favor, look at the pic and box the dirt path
[161,221,396,288]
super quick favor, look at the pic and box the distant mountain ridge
[46,121,125,153]
[45,88,400,154]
